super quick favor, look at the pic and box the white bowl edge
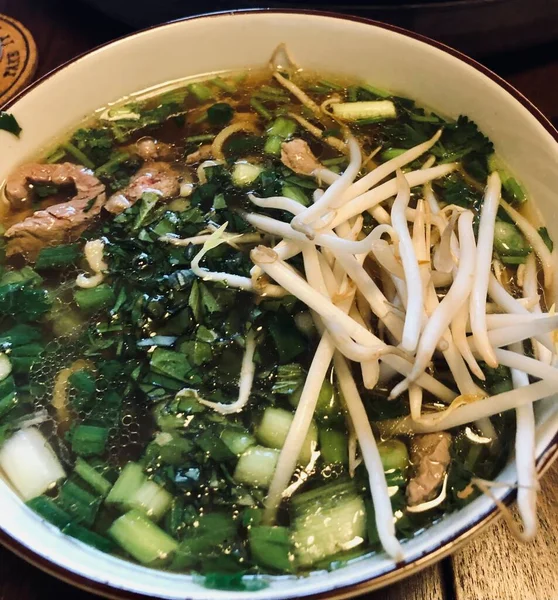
[0,11,557,600]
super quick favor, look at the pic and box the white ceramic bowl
[0,10,557,600]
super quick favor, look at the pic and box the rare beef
[406,432,452,506]
[104,161,180,215]
[4,163,106,261]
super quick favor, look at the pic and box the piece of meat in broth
[4,163,106,261]
[185,144,213,165]
[406,432,452,506]
[281,139,322,176]
[135,137,175,161]
[4,162,104,211]
[104,161,180,215]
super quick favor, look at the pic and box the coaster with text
[0,14,37,106]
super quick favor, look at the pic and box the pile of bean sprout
[163,57,557,560]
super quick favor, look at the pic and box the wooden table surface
[0,1,556,598]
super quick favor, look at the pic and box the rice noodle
[470,172,502,368]
[212,122,260,161]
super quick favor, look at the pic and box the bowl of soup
[0,9,556,600]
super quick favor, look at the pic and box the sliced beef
[185,144,213,165]
[406,432,452,506]
[104,161,180,215]
[4,162,104,211]
[5,191,106,261]
[134,137,176,161]
[281,139,322,176]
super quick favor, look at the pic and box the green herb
[70,424,109,457]
[539,227,554,252]
[0,112,21,137]
[0,283,51,322]
[207,103,234,126]
[35,244,81,270]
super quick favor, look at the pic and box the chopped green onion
[282,185,309,207]
[0,111,21,136]
[260,85,289,97]
[264,135,282,156]
[35,244,80,270]
[58,479,102,526]
[319,428,348,465]
[322,156,348,167]
[60,142,95,169]
[26,496,73,529]
[45,147,66,164]
[109,509,178,565]
[185,133,215,143]
[62,522,115,552]
[249,526,294,572]
[250,98,272,120]
[380,148,407,162]
[253,91,289,103]
[188,82,214,103]
[267,117,297,139]
[74,284,115,313]
[359,83,391,98]
[70,424,109,457]
[212,77,237,93]
[95,152,130,178]
[74,457,112,496]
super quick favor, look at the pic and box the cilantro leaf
[0,112,21,137]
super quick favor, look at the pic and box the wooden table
[0,1,556,598]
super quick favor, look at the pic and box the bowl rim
[0,8,557,600]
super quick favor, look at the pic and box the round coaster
[0,14,38,106]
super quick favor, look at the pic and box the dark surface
[0,1,556,599]
[82,0,558,56]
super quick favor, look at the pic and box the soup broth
[0,56,552,588]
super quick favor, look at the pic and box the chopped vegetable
[0,428,65,500]
[109,509,178,565]
[0,111,22,137]
[331,100,397,122]
[234,446,280,489]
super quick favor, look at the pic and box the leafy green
[150,348,201,384]
[0,283,51,322]
[433,174,483,212]
[197,572,268,592]
[70,424,109,457]
[171,512,238,570]
[539,227,554,252]
[35,244,81,270]
[268,311,307,363]
[0,112,21,137]
[272,363,306,395]
[433,116,493,163]
[207,103,234,126]
[70,127,115,167]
